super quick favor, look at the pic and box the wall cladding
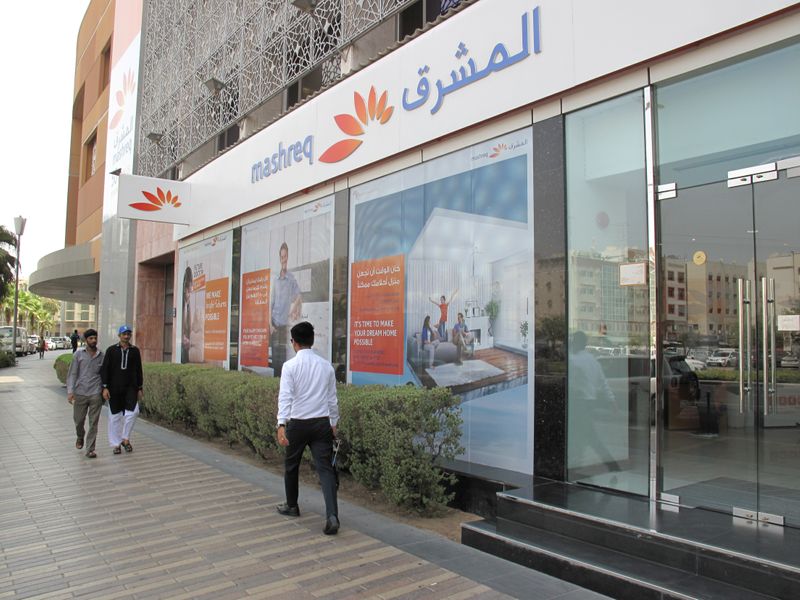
[138,0,418,178]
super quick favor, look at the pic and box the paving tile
[0,356,606,600]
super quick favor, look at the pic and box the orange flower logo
[319,86,394,163]
[110,70,136,130]
[129,187,182,212]
[488,143,508,159]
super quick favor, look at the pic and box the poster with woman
[239,196,334,376]
[176,233,232,368]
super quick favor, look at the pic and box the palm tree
[0,226,16,294]
[1,283,13,325]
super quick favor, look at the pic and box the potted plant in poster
[520,320,529,349]
[485,299,499,337]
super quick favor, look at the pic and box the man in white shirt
[275,321,340,535]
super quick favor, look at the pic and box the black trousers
[284,417,338,519]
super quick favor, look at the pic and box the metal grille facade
[137,0,424,178]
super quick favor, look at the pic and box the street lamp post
[11,216,26,365]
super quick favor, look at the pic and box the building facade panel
[79,0,800,586]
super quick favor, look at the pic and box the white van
[0,326,29,356]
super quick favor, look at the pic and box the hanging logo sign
[118,174,192,225]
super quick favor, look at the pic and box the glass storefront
[176,233,233,368]
[349,130,534,476]
[565,92,650,495]
[238,197,335,377]
[656,39,800,526]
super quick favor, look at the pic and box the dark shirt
[101,343,144,391]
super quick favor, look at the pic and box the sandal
[86,451,97,458]
[76,438,84,450]
[113,446,122,455]
[121,440,133,453]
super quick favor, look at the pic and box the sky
[1,2,91,279]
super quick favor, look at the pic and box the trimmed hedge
[140,364,462,513]
[54,353,73,383]
[697,368,800,384]
[0,351,14,368]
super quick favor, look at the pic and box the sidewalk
[0,351,606,600]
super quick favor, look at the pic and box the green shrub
[338,384,462,513]
[697,368,800,384]
[137,363,462,514]
[54,353,73,383]
[232,376,281,456]
[0,351,15,368]
[141,363,211,428]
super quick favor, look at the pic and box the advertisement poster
[240,270,271,366]
[176,233,232,368]
[348,130,534,474]
[350,255,405,374]
[239,197,333,376]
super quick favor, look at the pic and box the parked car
[0,326,29,356]
[596,354,700,430]
[780,354,800,369]
[27,336,38,354]
[47,338,60,350]
[684,357,707,371]
[706,349,738,368]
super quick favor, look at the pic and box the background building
[28,0,115,326]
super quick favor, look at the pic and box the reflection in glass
[657,40,800,188]
[566,91,649,494]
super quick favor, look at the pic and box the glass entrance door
[658,160,800,527]
[753,166,800,526]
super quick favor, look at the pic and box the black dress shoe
[323,515,340,535]
[276,503,300,517]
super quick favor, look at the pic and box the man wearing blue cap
[100,325,144,454]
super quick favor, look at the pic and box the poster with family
[239,197,334,376]
[176,233,232,368]
[348,129,534,474]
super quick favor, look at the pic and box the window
[677,272,685,283]
[217,124,239,152]
[83,132,97,183]
[717,275,721,282]
[725,276,729,283]
[708,274,713,281]
[678,305,685,317]
[717,308,722,314]
[566,91,648,495]
[677,289,685,300]
[668,304,675,314]
[668,287,675,298]
[667,270,675,281]
[285,81,300,110]
[100,43,111,92]
[399,0,423,41]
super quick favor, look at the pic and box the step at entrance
[461,481,800,599]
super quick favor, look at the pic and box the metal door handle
[761,277,776,416]
[738,279,751,414]
[769,278,777,413]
